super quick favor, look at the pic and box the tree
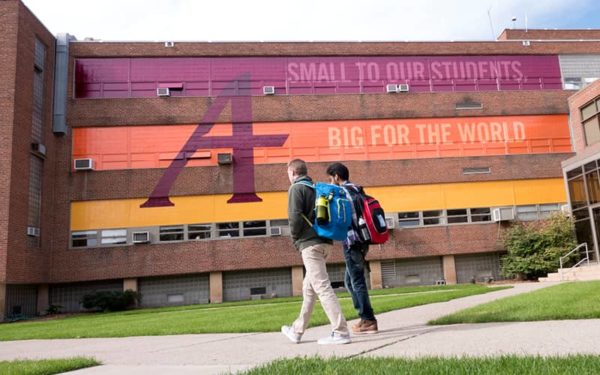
[501,213,577,280]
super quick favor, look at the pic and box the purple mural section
[75,55,562,98]
[140,74,289,207]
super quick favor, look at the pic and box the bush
[81,290,139,312]
[501,213,577,280]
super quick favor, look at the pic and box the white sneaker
[317,332,351,345]
[281,325,301,344]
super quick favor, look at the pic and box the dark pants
[343,242,376,321]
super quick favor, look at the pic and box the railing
[559,243,590,281]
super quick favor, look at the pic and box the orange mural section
[73,115,570,171]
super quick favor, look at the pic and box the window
[516,205,538,221]
[217,222,240,238]
[188,224,212,240]
[101,229,127,245]
[564,77,582,90]
[447,209,468,224]
[398,212,420,227]
[582,97,600,146]
[72,231,98,247]
[159,226,184,241]
[470,208,492,222]
[243,221,267,236]
[423,210,443,226]
[539,204,560,219]
[582,100,598,120]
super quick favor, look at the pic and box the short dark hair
[326,162,349,181]
[288,159,307,176]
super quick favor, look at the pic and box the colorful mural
[70,178,567,231]
[74,114,570,169]
[75,55,563,98]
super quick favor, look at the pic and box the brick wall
[568,80,600,153]
[4,1,56,284]
[48,223,503,283]
[69,39,600,57]
[68,154,570,201]
[499,29,600,41]
[67,90,571,126]
[0,0,19,284]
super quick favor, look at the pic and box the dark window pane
[568,176,587,210]
[574,219,593,251]
[584,161,597,172]
[423,218,440,225]
[448,216,468,224]
[586,170,600,204]
[218,222,239,238]
[573,208,590,221]
[423,210,442,218]
[398,212,419,219]
[159,226,184,241]
[567,167,583,180]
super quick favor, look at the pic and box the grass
[431,281,600,325]
[0,357,99,375]
[0,284,507,341]
[239,356,600,375]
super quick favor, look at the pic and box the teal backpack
[296,181,352,241]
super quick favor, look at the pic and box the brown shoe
[352,319,378,334]
[351,320,364,333]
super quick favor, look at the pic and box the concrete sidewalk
[2,282,600,374]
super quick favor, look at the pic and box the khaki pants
[292,243,349,336]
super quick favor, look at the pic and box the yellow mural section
[71,178,566,230]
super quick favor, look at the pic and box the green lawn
[239,356,600,375]
[0,284,506,341]
[0,357,99,375]
[430,281,600,325]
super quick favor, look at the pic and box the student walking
[281,159,351,345]
[326,162,378,334]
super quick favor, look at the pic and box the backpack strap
[294,180,315,227]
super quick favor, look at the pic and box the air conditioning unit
[269,226,282,236]
[74,158,93,171]
[217,153,233,165]
[132,231,150,244]
[263,86,275,95]
[560,204,571,215]
[385,217,396,229]
[386,84,399,93]
[156,87,171,97]
[492,207,515,222]
[26,226,40,237]
[397,83,409,92]
[164,41,175,47]
[31,142,47,156]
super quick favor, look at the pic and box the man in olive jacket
[281,159,351,345]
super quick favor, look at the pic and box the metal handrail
[559,243,590,281]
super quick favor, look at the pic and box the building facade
[2,0,600,319]
[563,79,600,263]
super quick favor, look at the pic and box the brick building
[1,0,600,319]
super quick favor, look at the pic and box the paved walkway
[2,282,600,374]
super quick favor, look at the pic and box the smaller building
[563,79,600,262]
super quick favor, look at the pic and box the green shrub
[501,213,577,280]
[81,290,139,312]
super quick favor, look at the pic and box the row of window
[72,220,289,248]
[396,204,562,228]
[71,204,564,248]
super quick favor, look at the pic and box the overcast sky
[22,0,600,42]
